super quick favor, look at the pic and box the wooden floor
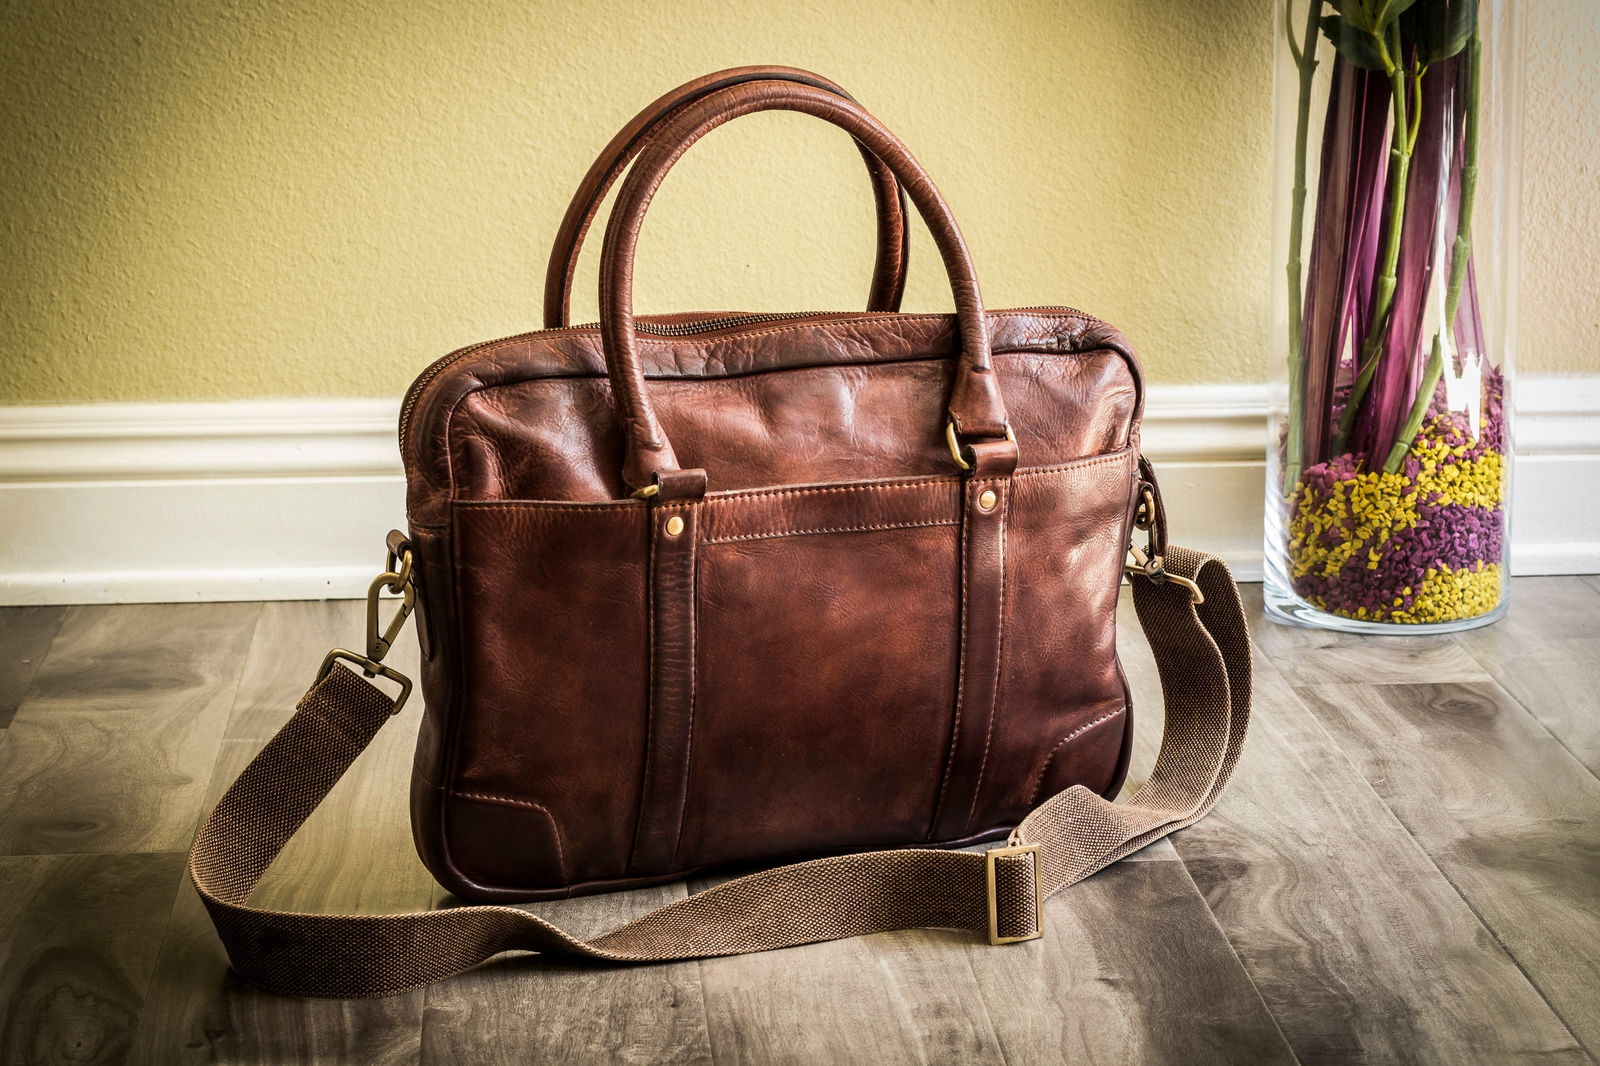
[0,578,1597,1064]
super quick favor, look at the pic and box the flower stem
[1283,0,1321,493]
[1384,31,1481,473]
[1334,20,1413,455]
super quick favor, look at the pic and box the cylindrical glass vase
[1265,0,1522,633]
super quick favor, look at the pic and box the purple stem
[1298,59,1390,469]
[1350,56,1456,463]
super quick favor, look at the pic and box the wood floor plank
[0,580,1595,1062]
[420,884,713,1066]
[1178,673,1585,1063]
[0,602,261,857]
[1124,590,1585,1062]
[1454,577,1600,781]
[0,605,66,731]
[131,599,432,1065]
[1252,611,1492,687]
[1298,680,1600,1059]
[225,599,367,742]
[1470,653,1600,782]
[1456,576,1600,653]
[964,859,1295,1064]
[0,851,186,1064]
[691,908,1002,1065]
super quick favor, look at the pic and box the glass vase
[1265,0,1522,633]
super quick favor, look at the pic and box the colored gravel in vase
[1286,370,1506,624]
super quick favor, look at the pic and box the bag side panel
[967,450,1139,829]
[442,501,650,892]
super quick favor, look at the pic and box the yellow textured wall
[2,0,1594,404]
[1523,0,1600,375]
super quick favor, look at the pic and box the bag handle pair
[545,65,912,328]
[550,69,1012,495]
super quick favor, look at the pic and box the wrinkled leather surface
[402,69,1147,904]
[403,308,1146,901]
[595,84,1009,487]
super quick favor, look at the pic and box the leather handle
[598,82,1010,493]
[543,66,911,328]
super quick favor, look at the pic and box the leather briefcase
[189,67,1252,998]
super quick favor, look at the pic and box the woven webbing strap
[188,546,1249,998]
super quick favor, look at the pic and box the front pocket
[674,477,965,869]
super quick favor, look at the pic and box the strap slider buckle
[313,535,419,716]
[984,839,1043,945]
[316,649,413,715]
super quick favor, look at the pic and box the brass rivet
[978,489,998,510]
[664,515,685,537]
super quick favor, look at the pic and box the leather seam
[931,484,974,835]
[703,518,957,545]
[711,476,957,503]
[438,311,1107,363]
[431,348,1135,515]
[964,480,1008,832]
[455,500,642,512]
[1011,449,1133,480]
[669,501,701,866]
[631,506,661,871]
[435,509,491,895]
[438,444,1126,512]
[441,447,1130,512]
[1024,706,1129,807]
[451,790,570,884]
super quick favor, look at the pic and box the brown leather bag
[189,68,1252,998]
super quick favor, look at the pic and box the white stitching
[965,479,1008,831]
[1024,707,1129,807]
[704,518,957,545]
[670,500,701,864]
[931,485,974,833]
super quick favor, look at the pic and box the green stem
[1334,20,1414,455]
[1283,0,1321,494]
[1383,30,1482,473]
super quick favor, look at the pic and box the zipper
[397,307,1102,453]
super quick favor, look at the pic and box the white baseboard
[2,379,1596,604]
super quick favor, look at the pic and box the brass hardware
[1124,542,1205,605]
[1134,486,1157,530]
[315,538,418,714]
[978,489,998,510]
[365,552,416,662]
[317,648,413,715]
[985,840,1044,945]
[665,515,685,537]
[946,421,1017,473]
[632,483,661,500]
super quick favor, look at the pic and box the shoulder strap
[188,545,1249,998]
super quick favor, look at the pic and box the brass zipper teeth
[397,306,1101,453]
